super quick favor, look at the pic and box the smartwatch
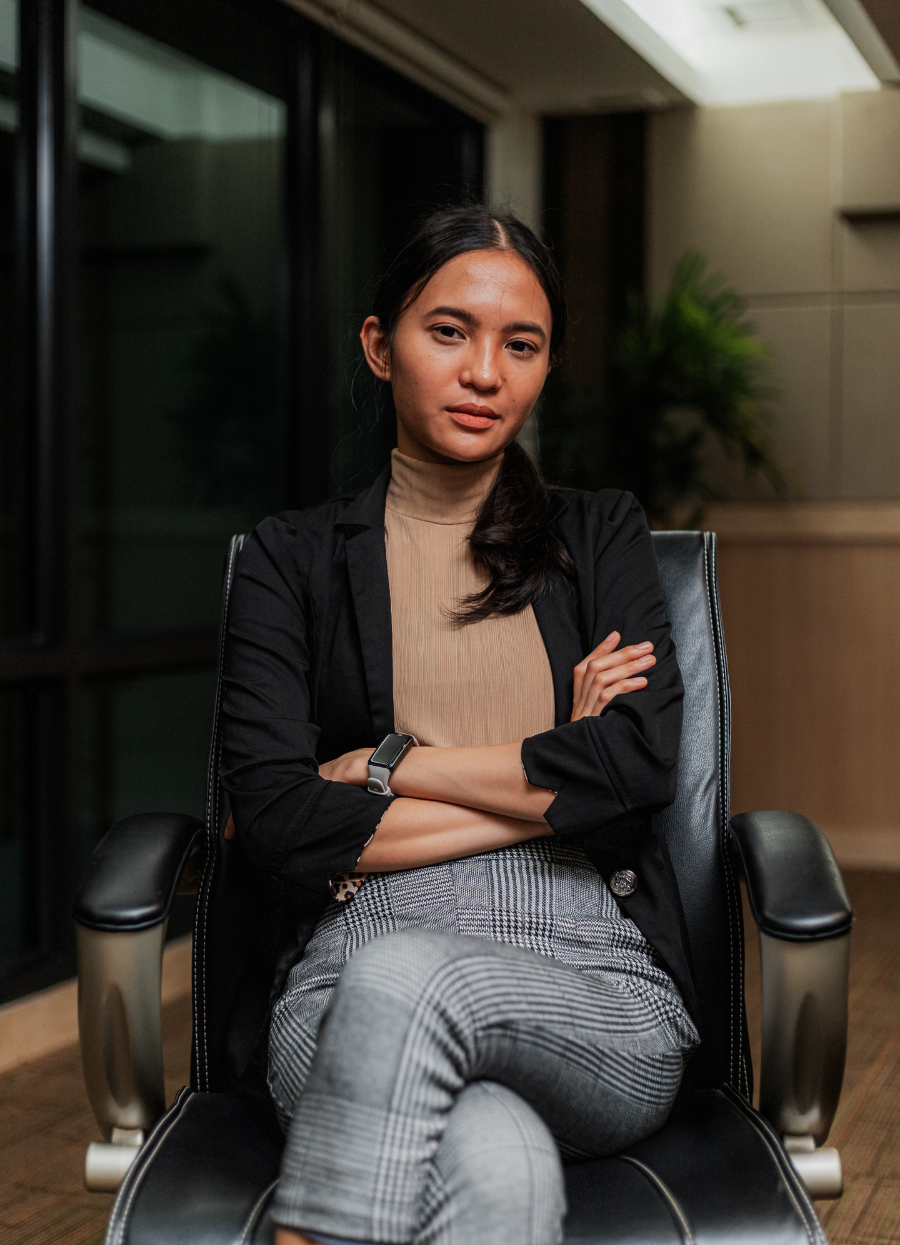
[367,732,418,795]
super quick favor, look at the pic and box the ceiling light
[582,0,880,104]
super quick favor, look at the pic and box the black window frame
[0,0,482,1003]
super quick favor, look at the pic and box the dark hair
[372,204,574,622]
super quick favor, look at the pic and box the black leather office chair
[74,531,853,1244]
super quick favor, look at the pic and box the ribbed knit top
[385,449,556,748]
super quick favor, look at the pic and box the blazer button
[610,869,638,897]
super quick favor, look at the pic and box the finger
[574,634,622,700]
[579,677,605,719]
[581,666,626,718]
[575,632,620,675]
[224,814,236,841]
[583,660,653,715]
[585,676,648,717]
[601,654,656,684]
[581,643,654,681]
[581,654,655,707]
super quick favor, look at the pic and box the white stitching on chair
[619,1155,696,1245]
[702,535,733,1078]
[719,1088,823,1245]
[239,1178,278,1245]
[194,533,244,1092]
[106,1090,194,1245]
[704,533,744,1093]
[711,537,744,1095]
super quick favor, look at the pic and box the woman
[222,206,700,1245]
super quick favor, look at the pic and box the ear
[360,316,391,382]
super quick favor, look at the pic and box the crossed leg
[271,930,686,1245]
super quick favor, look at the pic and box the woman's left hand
[319,747,372,786]
[570,632,656,721]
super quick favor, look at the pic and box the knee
[440,1081,563,1187]
[418,1082,566,1245]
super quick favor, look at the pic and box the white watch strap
[367,766,394,796]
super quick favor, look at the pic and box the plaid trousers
[269,842,697,1245]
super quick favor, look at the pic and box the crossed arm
[317,632,655,871]
[224,633,655,864]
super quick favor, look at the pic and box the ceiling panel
[371,0,688,111]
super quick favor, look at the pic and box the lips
[447,405,499,430]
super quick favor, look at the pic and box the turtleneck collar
[386,448,502,525]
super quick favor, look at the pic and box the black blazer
[221,466,700,1024]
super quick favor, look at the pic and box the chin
[439,422,511,460]
[437,439,504,465]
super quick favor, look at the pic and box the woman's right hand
[571,631,656,721]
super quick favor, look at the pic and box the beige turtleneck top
[330,449,556,903]
[385,449,556,747]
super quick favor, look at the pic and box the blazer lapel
[533,491,586,727]
[339,468,395,737]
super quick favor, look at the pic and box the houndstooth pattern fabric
[297,1081,568,1245]
[269,839,697,1125]
[271,927,696,1243]
[268,840,699,1243]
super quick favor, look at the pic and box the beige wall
[486,111,543,232]
[648,91,900,502]
[703,503,900,865]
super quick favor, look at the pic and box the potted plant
[538,252,785,527]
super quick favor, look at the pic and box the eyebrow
[425,305,547,340]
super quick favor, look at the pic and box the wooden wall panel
[703,503,900,866]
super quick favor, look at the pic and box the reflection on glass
[79,669,216,864]
[0,0,21,637]
[76,5,287,633]
[322,49,483,493]
[0,688,31,958]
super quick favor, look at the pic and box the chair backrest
[191,531,748,1100]
[652,532,747,1098]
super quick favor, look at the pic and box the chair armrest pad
[729,811,853,941]
[75,813,204,932]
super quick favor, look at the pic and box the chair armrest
[74,814,204,1188]
[75,812,204,931]
[729,811,852,1171]
[729,810,852,941]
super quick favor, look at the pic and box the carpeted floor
[0,869,897,1244]
[0,993,192,1245]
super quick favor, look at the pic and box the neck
[386,449,502,524]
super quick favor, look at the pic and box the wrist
[367,732,419,795]
[354,748,373,785]
[385,744,421,796]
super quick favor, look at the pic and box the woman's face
[361,249,553,464]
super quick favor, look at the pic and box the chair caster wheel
[84,1129,144,1192]
[784,1136,843,1198]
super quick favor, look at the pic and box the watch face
[370,734,413,769]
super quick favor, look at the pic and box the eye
[508,339,536,355]
[434,324,464,340]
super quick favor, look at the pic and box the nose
[459,339,501,392]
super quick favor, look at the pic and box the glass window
[76,3,288,634]
[0,0,485,1001]
[79,669,216,864]
[321,47,483,492]
[0,0,21,638]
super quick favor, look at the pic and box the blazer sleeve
[220,518,393,895]
[521,492,683,840]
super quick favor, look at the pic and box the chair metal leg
[77,923,169,1190]
[759,931,850,1198]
